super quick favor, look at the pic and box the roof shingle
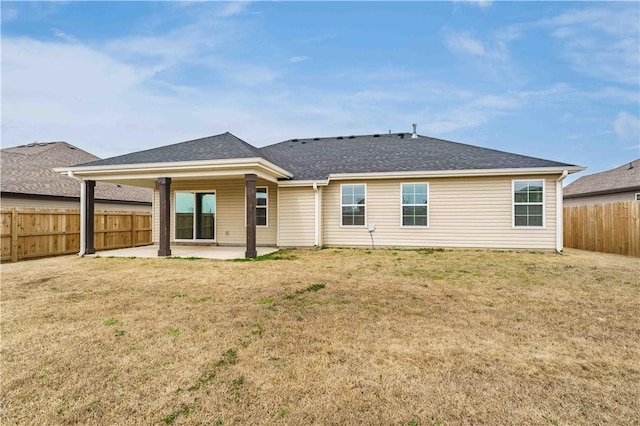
[261,133,577,180]
[564,158,640,197]
[1,142,152,203]
[71,132,577,181]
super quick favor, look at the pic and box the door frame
[174,189,217,243]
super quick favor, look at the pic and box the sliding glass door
[175,192,216,241]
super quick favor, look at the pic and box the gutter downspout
[313,182,320,247]
[555,170,568,253]
[68,171,86,257]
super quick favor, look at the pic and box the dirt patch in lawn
[1,248,639,425]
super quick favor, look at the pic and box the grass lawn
[1,248,639,425]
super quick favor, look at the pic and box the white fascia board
[57,157,293,181]
[327,166,585,181]
[277,179,330,187]
[71,169,281,183]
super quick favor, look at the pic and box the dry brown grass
[1,248,639,425]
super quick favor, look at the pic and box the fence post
[11,208,18,262]
[131,212,137,247]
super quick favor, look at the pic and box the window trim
[245,186,269,228]
[400,182,430,228]
[256,186,268,228]
[340,183,367,227]
[512,179,545,228]
[635,193,640,201]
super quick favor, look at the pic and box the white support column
[313,183,320,247]
[79,180,86,256]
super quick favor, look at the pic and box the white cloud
[289,56,310,63]
[454,0,493,8]
[444,31,508,60]
[541,6,639,85]
[613,112,640,141]
[1,6,19,22]
[217,1,252,17]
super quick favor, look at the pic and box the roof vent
[337,136,344,140]
[348,135,355,139]
[301,140,306,144]
[411,123,418,139]
[373,134,380,137]
[399,133,405,139]
[630,162,634,170]
[292,139,299,142]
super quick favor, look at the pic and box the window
[401,183,429,227]
[341,184,366,226]
[636,193,640,201]
[175,191,216,240]
[513,180,544,227]
[257,187,268,227]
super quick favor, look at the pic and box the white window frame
[256,186,268,228]
[245,186,269,228]
[340,183,367,227]
[635,193,640,201]
[400,182,429,228]
[174,190,217,242]
[512,179,545,228]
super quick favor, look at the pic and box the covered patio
[87,245,279,260]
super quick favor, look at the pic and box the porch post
[85,180,96,255]
[158,177,172,257]
[245,173,257,259]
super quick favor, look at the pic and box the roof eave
[55,157,294,181]
[564,185,640,199]
[325,166,585,181]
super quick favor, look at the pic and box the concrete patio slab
[87,245,279,260]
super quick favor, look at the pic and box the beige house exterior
[60,132,583,258]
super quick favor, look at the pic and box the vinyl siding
[322,175,559,250]
[563,191,638,206]
[278,186,316,247]
[1,196,151,212]
[152,178,277,246]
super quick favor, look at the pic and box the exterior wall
[278,186,316,247]
[0,195,151,212]
[152,178,277,246]
[563,190,638,206]
[322,175,559,250]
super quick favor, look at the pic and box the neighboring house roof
[79,132,267,167]
[564,158,640,198]
[73,132,579,181]
[1,142,152,204]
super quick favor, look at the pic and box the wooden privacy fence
[564,201,640,257]
[1,209,152,262]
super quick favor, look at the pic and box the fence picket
[564,201,640,257]
[0,209,152,262]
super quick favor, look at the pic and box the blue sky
[2,1,639,183]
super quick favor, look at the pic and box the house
[58,130,583,258]
[1,142,152,211]
[563,158,640,206]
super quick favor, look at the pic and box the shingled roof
[78,132,267,167]
[564,158,640,198]
[1,142,152,203]
[72,132,578,181]
[261,133,576,180]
